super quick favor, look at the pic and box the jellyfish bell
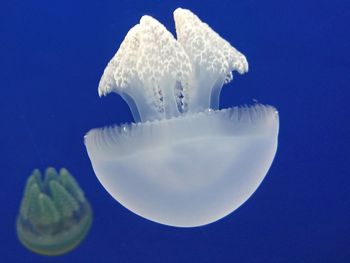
[85,8,279,227]
[86,107,278,227]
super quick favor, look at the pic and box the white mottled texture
[98,15,191,121]
[174,8,249,111]
[98,25,141,97]
[174,8,248,80]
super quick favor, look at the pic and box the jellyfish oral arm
[98,8,248,122]
[186,68,226,112]
[173,8,249,113]
[98,16,192,122]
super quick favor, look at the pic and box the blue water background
[1,0,349,262]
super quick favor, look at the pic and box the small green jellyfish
[16,167,92,256]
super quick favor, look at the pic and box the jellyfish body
[16,168,92,255]
[85,8,279,227]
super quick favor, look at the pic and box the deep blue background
[1,0,349,262]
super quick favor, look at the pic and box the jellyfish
[16,167,92,255]
[85,8,279,227]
